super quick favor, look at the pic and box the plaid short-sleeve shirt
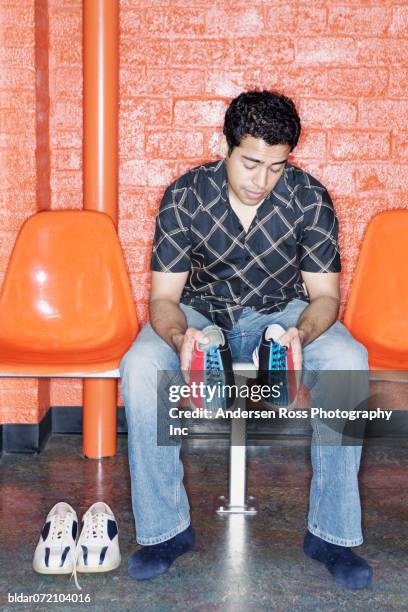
[151,159,341,330]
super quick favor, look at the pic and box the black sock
[304,530,373,589]
[128,525,195,580]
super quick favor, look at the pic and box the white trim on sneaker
[72,502,121,590]
[33,502,78,575]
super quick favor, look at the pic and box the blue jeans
[120,299,369,547]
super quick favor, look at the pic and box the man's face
[221,135,291,207]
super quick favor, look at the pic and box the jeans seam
[175,444,183,524]
[307,524,363,547]
[240,331,262,336]
[137,519,191,546]
[310,426,323,531]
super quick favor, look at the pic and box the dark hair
[223,90,301,154]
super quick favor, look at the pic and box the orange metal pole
[83,378,118,458]
[83,0,119,458]
[83,0,118,225]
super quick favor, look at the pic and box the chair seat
[344,210,408,370]
[0,210,138,377]
[0,351,124,376]
[0,361,257,378]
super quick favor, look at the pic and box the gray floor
[0,434,407,611]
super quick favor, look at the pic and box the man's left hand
[277,326,304,371]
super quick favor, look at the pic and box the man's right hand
[149,271,210,381]
[172,327,209,382]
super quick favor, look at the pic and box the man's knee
[311,324,369,370]
[334,335,368,370]
[120,338,177,382]
[119,336,180,429]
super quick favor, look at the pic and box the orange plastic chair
[344,210,408,370]
[0,210,139,456]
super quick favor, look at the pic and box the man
[120,90,372,589]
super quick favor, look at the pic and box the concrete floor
[0,434,407,612]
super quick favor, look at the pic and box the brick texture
[46,0,83,409]
[0,0,41,423]
[1,0,408,421]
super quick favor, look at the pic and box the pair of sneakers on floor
[33,501,120,589]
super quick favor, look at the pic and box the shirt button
[238,224,244,232]
[244,254,251,262]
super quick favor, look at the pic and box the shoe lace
[205,348,223,381]
[50,512,71,544]
[270,342,287,370]
[70,512,105,591]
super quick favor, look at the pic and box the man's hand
[276,326,304,371]
[173,327,209,382]
[149,272,212,382]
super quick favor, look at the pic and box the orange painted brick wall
[0,0,47,424]
[118,0,408,321]
[47,0,83,409]
[1,0,408,422]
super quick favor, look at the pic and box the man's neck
[228,188,265,232]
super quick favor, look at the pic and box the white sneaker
[72,502,121,589]
[33,502,78,575]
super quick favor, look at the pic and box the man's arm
[149,271,209,374]
[278,272,340,370]
[297,271,340,345]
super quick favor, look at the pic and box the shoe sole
[33,559,121,574]
[33,563,74,575]
[76,558,121,573]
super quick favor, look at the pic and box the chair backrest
[0,210,138,364]
[344,210,408,370]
